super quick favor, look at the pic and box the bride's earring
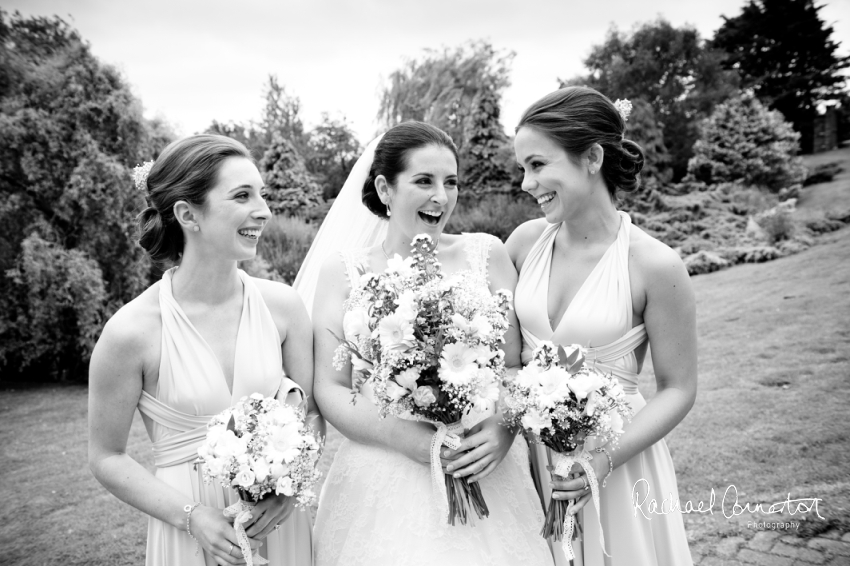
[386,203,392,217]
[193,225,200,232]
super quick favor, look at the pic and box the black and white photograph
[1,0,848,565]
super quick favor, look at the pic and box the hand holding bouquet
[503,342,631,559]
[197,392,323,565]
[333,235,513,525]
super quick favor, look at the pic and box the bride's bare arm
[312,255,434,464]
[88,304,256,564]
[554,237,697,508]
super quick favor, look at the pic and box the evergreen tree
[713,0,849,152]
[461,86,511,195]
[259,134,323,216]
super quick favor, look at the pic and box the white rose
[213,430,248,459]
[233,465,256,489]
[536,366,571,408]
[412,386,437,407]
[395,290,418,321]
[202,456,228,478]
[584,390,600,417]
[470,314,493,338]
[568,370,605,400]
[275,476,294,497]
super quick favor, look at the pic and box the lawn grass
[1,150,848,564]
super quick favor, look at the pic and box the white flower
[386,254,416,277]
[560,344,586,374]
[269,462,291,480]
[608,410,625,434]
[385,380,408,401]
[470,314,493,338]
[521,409,552,435]
[568,370,605,400]
[378,313,416,352]
[584,390,601,416]
[451,313,474,334]
[213,430,248,459]
[275,476,294,497]
[396,367,420,391]
[343,307,371,338]
[515,364,542,389]
[202,456,228,478]
[536,366,571,408]
[251,457,271,482]
[234,465,256,489]
[268,422,303,464]
[412,386,437,407]
[269,405,298,426]
[439,342,479,385]
[395,290,418,321]
[473,345,497,365]
[472,380,500,412]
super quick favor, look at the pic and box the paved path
[692,529,850,565]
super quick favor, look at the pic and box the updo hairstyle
[362,121,459,219]
[136,134,253,265]
[517,86,644,197]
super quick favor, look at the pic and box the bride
[296,121,553,565]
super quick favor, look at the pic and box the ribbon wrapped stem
[543,447,609,561]
[430,421,490,525]
[223,497,269,566]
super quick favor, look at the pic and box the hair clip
[613,99,633,122]
[133,160,155,192]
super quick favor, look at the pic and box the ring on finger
[581,475,588,490]
[228,543,234,555]
[274,524,280,530]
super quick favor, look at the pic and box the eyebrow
[228,184,262,192]
[522,154,545,165]
[411,172,458,178]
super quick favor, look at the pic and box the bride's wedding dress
[312,234,553,566]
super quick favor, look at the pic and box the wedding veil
[292,136,386,316]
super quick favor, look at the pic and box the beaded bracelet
[184,502,201,554]
[595,446,614,487]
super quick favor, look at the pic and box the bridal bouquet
[332,234,512,525]
[197,393,323,565]
[502,342,631,559]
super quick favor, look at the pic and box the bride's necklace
[381,237,440,259]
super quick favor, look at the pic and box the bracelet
[595,446,614,487]
[184,502,201,554]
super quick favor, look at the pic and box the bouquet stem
[541,497,582,541]
[445,473,489,526]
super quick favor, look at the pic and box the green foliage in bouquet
[686,93,806,191]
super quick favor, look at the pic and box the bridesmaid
[88,134,320,565]
[506,87,696,565]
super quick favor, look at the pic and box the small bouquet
[197,392,323,565]
[332,234,512,525]
[502,342,631,559]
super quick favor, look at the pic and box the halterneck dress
[136,268,313,566]
[312,233,553,566]
[514,213,692,566]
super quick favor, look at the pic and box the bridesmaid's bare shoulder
[506,218,549,273]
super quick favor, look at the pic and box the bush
[1,234,107,379]
[684,250,730,275]
[803,161,843,186]
[686,93,806,191]
[256,215,318,284]
[447,194,541,241]
[754,201,796,244]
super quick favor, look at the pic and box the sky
[5,0,850,144]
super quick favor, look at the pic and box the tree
[378,40,514,152]
[0,11,171,380]
[261,75,308,154]
[305,113,362,199]
[713,0,849,153]
[563,19,739,180]
[686,93,806,191]
[259,134,323,216]
[461,85,512,195]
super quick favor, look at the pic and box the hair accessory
[613,99,633,122]
[133,160,155,192]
